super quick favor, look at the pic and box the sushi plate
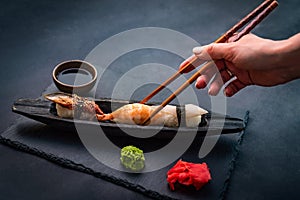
[12,98,246,138]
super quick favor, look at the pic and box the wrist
[272,34,300,80]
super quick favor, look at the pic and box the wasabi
[120,145,145,171]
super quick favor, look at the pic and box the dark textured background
[0,0,299,199]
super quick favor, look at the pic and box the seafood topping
[45,93,104,120]
[96,103,179,127]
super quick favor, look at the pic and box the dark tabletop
[0,0,299,199]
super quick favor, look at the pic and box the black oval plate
[12,98,245,138]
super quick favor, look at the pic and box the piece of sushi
[184,104,208,127]
[97,103,208,127]
[45,93,208,127]
[44,93,104,120]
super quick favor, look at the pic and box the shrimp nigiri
[96,103,208,127]
[96,103,178,127]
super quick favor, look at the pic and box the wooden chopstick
[231,1,278,42]
[140,0,276,104]
[142,0,278,125]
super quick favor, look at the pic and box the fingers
[193,43,233,61]
[207,67,235,96]
[206,77,248,97]
[183,42,232,75]
[195,75,208,89]
[191,42,249,97]
[208,73,224,95]
[193,46,211,60]
[211,60,235,84]
[224,79,247,97]
[195,61,236,96]
[179,55,207,73]
[214,60,234,82]
[195,62,218,89]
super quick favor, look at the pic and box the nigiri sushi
[45,93,208,127]
[45,93,104,120]
[97,103,208,127]
[97,103,179,127]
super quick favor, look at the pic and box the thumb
[193,43,232,61]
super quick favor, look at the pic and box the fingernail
[208,88,215,96]
[193,46,203,54]
[208,88,212,95]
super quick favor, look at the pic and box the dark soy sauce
[57,68,93,85]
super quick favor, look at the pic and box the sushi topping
[120,145,145,171]
[167,160,211,191]
[45,93,104,115]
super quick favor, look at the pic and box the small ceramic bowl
[52,60,97,94]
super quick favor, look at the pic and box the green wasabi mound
[120,145,145,171]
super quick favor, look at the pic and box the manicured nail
[208,88,212,95]
[193,46,203,54]
[208,87,215,96]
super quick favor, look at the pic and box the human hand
[187,33,300,96]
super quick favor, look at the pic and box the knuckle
[206,44,215,56]
[225,45,236,61]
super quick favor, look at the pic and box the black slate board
[1,93,249,200]
[0,82,250,200]
[0,116,247,200]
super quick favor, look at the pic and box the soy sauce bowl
[52,60,97,94]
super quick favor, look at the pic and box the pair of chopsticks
[141,0,278,125]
